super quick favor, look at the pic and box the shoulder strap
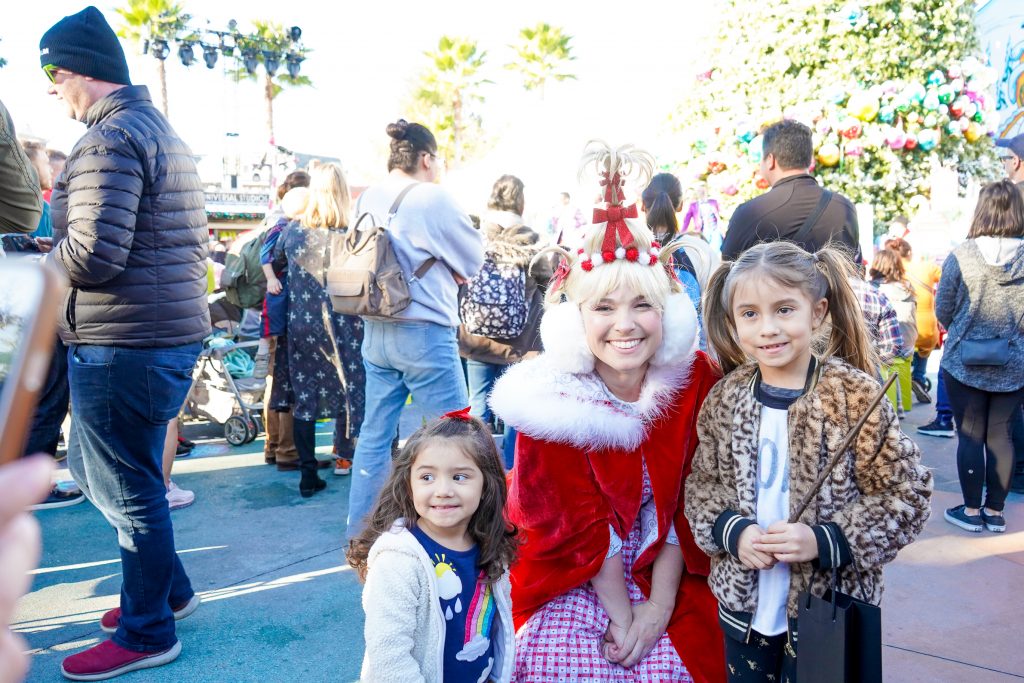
[387,182,420,220]
[793,190,832,246]
[385,182,437,279]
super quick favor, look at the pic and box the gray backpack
[326,184,435,319]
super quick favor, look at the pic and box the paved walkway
[13,375,1024,681]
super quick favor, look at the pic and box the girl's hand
[753,521,818,563]
[602,617,634,664]
[266,276,282,295]
[614,600,672,668]
[737,525,776,570]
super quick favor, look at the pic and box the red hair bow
[442,406,473,422]
[593,203,638,253]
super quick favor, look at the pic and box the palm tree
[114,0,191,117]
[230,21,312,147]
[506,23,576,98]
[412,36,490,166]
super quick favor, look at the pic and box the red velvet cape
[506,352,725,683]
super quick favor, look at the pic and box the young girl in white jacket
[347,408,519,683]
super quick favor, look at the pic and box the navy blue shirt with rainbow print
[410,524,497,683]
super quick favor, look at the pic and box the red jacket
[497,352,725,683]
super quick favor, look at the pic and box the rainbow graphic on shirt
[455,571,495,662]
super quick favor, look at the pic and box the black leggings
[724,630,796,683]
[943,370,1024,511]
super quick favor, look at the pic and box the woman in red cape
[489,141,725,683]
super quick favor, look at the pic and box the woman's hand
[266,275,282,295]
[737,524,776,570]
[612,600,672,668]
[602,615,634,664]
[753,521,818,563]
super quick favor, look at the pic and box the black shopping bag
[796,569,882,683]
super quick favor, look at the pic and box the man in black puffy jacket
[40,7,209,680]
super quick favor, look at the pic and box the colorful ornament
[817,143,841,167]
[886,129,907,150]
[845,142,864,157]
[926,70,945,87]
[937,84,954,105]
[924,114,938,128]
[754,173,770,190]
[964,122,983,142]
[846,92,879,121]
[904,132,918,150]
[922,92,940,111]
[918,129,940,151]
[878,106,895,124]
[839,118,862,139]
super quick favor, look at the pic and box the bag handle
[792,190,832,247]
[789,373,896,523]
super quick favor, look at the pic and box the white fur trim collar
[489,353,695,451]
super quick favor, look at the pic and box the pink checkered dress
[512,468,693,682]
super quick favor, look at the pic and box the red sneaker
[99,594,201,635]
[60,639,181,680]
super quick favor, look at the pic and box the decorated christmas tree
[672,0,1001,231]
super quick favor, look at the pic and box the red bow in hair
[599,171,624,204]
[593,203,638,254]
[442,407,473,422]
[550,255,572,292]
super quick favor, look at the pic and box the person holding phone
[39,7,210,679]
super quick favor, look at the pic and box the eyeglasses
[423,151,446,167]
[42,64,68,84]
[999,155,1016,162]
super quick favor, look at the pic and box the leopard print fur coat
[684,357,932,620]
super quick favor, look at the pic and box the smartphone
[0,259,65,464]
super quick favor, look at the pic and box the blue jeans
[466,359,516,468]
[911,351,928,384]
[67,342,200,652]
[346,321,468,538]
[936,369,952,421]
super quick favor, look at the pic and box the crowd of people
[0,5,1023,683]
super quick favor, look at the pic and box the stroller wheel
[243,416,261,444]
[225,416,249,446]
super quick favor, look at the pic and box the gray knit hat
[40,6,131,85]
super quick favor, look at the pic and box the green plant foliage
[506,22,576,95]
[672,0,1001,232]
[407,35,492,167]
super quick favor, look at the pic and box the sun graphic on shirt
[433,553,463,602]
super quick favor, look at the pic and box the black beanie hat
[39,6,131,85]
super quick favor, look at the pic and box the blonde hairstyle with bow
[534,140,682,311]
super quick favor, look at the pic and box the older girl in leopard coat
[684,242,932,683]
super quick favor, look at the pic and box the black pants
[724,630,796,683]
[24,336,69,457]
[292,417,321,481]
[944,370,1024,511]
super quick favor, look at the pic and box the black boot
[294,418,326,498]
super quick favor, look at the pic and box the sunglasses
[42,64,68,84]
[999,155,1016,162]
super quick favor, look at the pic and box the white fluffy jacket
[360,520,514,683]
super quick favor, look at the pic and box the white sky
[1,1,718,215]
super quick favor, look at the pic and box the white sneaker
[166,481,195,511]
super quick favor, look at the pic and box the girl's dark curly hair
[346,414,519,584]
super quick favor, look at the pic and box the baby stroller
[184,338,265,445]
[187,284,264,446]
